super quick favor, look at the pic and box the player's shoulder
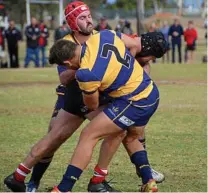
[76,68,98,82]
[63,33,74,41]
[101,29,122,39]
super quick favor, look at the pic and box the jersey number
[101,44,131,68]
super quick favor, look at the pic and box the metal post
[59,0,63,26]
[26,0,31,25]
[136,0,144,35]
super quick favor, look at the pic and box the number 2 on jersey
[100,43,131,68]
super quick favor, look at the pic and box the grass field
[0,62,207,192]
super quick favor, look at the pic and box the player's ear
[63,60,72,67]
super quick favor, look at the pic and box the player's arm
[76,69,101,111]
[120,33,141,57]
[57,65,76,85]
[59,69,76,85]
[82,91,99,111]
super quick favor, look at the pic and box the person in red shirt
[0,27,5,51]
[184,20,198,63]
[38,20,49,67]
[0,27,6,68]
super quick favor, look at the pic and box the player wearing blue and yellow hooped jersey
[48,29,161,192]
[4,1,165,192]
[25,2,111,192]
[76,30,159,129]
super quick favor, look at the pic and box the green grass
[0,63,207,192]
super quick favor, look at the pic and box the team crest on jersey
[112,106,119,112]
[118,116,135,126]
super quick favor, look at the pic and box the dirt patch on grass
[156,80,207,86]
[0,80,206,88]
[0,81,58,88]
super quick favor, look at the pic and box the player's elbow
[59,75,68,86]
[59,70,76,86]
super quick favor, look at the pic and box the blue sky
[107,0,116,4]
[107,0,204,8]
[184,0,203,8]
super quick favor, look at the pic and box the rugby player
[4,1,166,192]
[49,29,167,192]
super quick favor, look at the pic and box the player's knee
[117,131,127,140]
[79,129,91,140]
[123,133,139,144]
[79,129,99,147]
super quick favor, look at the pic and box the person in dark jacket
[24,17,40,68]
[54,21,71,42]
[38,20,49,67]
[94,16,112,31]
[168,18,184,63]
[5,20,22,68]
[115,19,125,33]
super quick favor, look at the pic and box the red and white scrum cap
[65,1,90,31]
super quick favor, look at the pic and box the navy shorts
[52,80,111,118]
[103,84,159,130]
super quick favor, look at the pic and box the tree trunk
[177,0,183,16]
[153,0,159,14]
[136,0,145,35]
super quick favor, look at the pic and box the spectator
[5,20,22,68]
[148,22,159,33]
[122,20,133,35]
[115,19,125,33]
[24,17,40,68]
[148,22,158,63]
[0,27,5,50]
[54,21,71,42]
[160,21,170,63]
[184,21,198,63]
[94,16,112,31]
[38,20,49,67]
[168,18,184,63]
[115,19,133,35]
[0,27,7,68]
[204,18,208,29]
